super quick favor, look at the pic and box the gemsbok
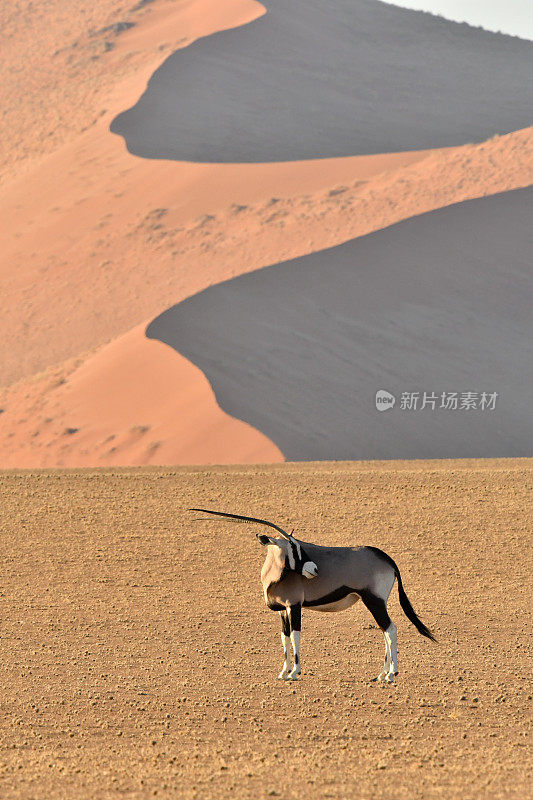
[190,508,436,682]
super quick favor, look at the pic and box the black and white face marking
[257,533,318,579]
[288,538,318,579]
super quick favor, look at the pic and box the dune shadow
[111,0,533,162]
[146,187,533,460]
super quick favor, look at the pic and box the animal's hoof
[277,672,290,681]
[288,670,301,681]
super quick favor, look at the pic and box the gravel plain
[0,460,530,799]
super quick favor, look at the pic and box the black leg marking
[280,610,290,638]
[288,603,301,632]
[288,604,302,669]
[359,590,391,630]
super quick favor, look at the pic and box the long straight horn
[189,508,294,541]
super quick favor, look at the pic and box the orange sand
[0,326,281,467]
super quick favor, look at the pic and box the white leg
[288,630,301,680]
[379,623,398,683]
[377,629,391,682]
[278,631,291,680]
[277,611,292,680]
[385,622,398,680]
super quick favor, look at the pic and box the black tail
[395,571,437,642]
[366,547,437,642]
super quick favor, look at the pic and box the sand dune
[2,129,532,466]
[111,0,533,162]
[2,127,532,466]
[1,124,531,390]
[0,131,424,388]
[0,0,263,182]
[147,187,533,460]
[1,0,532,466]
[0,326,282,468]
[0,0,266,387]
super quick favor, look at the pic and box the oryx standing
[190,508,436,682]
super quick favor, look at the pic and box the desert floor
[0,459,530,799]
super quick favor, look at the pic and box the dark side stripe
[303,586,357,607]
[268,586,359,611]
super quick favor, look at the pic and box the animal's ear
[257,533,273,546]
